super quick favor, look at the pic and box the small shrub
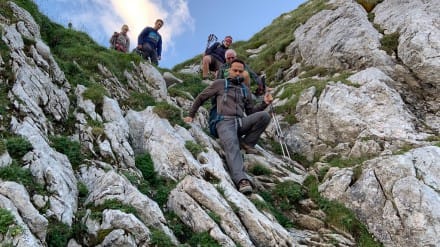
[121,92,156,111]
[303,175,382,246]
[49,135,84,169]
[46,218,72,247]
[6,136,33,159]
[150,229,175,246]
[249,163,272,176]
[82,83,108,106]
[168,73,207,98]
[88,199,138,221]
[380,32,399,56]
[185,141,206,158]
[328,156,367,168]
[135,153,156,181]
[0,208,15,234]
[164,211,193,243]
[187,232,221,247]
[153,102,189,128]
[0,161,45,194]
[272,181,305,211]
[0,139,6,155]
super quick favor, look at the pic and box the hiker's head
[225,49,237,63]
[121,24,129,33]
[154,19,164,30]
[228,59,245,81]
[223,36,232,47]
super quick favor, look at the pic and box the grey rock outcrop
[1,0,440,246]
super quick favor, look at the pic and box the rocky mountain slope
[0,0,439,246]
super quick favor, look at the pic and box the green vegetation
[134,153,177,207]
[120,92,156,111]
[185,140,207,158]
[275,78,327,124]
[0,38,13,118]
[165,211,221,246]
[380,32,399,56]
[153,101,189,128]
[0,139,6,155]
[49,135,84,169]
[236,0,330,83]
[258,181,306,228]
[0,208,15,234]
[6,136,33,160]
[82,83,109,110]
[150,228,175,246]
[328,156,368,168]
[304,175,383,246]
[0,161,45,194]
[248,163,272,176]
[168,73,207,98]
[88,198,138,221]
[46,218,72,247]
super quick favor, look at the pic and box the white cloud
[106,0,194,52]
[36,0,193,53]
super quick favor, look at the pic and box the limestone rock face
[1,1,440,247]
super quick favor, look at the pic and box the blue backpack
[208,79,247,138]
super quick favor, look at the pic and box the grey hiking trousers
[216,111,271,187]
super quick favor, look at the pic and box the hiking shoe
[238,179,252,195]
[240,142,259,155]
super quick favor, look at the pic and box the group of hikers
[110,19,163,65]
[110,22,275,195]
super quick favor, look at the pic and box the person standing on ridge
[137,19,163,65]
[202,35,232,80]
[110,24,130,53]
[184,59,273,195]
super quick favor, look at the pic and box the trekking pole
[269,104,291,160]
[205,34,218,51]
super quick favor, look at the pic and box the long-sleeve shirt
[189,78,268,118]
[137,27,162,56]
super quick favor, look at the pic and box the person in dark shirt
[202,35,232,80]
[137,19,163,65]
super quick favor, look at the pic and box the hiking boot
[238,179,252,195]
[240,142,259,155]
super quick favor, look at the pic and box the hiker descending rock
[217,49,265,96]
[202,35,232,80]
[109,24,130,53]
[137,19,163,65]
[184,59,273,195]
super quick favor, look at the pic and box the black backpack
[209,79,247,138]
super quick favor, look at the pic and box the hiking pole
[205,34,218,51]
[269,104,291,160]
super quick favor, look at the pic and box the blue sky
[33,0,305,69]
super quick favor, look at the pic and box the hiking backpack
[109,32,119,49]
[208,79,248,138]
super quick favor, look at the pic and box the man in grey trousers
[184,59,273,194]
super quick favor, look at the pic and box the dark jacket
[189,78,268,118]
[137,27,162,56]
[205,42,228,63]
